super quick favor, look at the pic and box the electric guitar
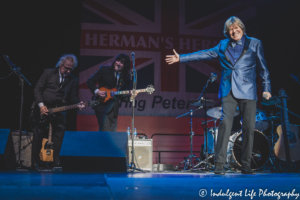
[34,100,99,124]
[274,89,300,162]
[39,122,53,162]
[98,85,155,103]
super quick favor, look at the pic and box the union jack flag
[78,0,257,117]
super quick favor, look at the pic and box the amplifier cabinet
[128,139,152,171]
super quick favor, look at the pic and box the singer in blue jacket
[166,16,271,175]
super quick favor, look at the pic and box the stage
[1,0,300,199]
[0,170,299,200]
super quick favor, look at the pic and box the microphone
[210,73,217,82]
[131,52,135,68]
[131,52,135,67]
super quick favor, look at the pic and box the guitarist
[32,54,85,170]
[87,53,138,132]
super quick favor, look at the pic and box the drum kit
[175,95,293,171]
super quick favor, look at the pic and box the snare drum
[227,129,270,169]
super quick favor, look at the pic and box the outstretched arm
[165,44,220,65]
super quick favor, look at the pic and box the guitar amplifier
[11,131,33,168]
[128,139,152,171]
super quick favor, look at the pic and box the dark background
[0,0,299,132]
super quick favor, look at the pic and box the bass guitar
[98,84,155,103]
[274,89,300,162]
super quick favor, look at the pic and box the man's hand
[96,90,106,99]
[165,49,180,65]
[263,92,272,100]
[77,101,85,110]
[40,106,49,115]
[130,90,139,102]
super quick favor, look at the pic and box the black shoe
[214,163,225,175]
[241,167,255,175]
[53,162,61,167]
[52,167,62,172]
[31,163,38,171]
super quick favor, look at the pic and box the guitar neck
[113,89,147,96]
[48,123,52,143]
[282,98,291,132]
[51,102,88,113]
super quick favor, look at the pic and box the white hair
[55,54,78,68]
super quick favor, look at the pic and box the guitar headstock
[88,100,100,107]
[145,85,155,94]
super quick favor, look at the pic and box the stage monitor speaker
[128,139,152,171]
[60,131,128,172]
[0,129,16,170]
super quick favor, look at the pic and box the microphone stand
[128,52,145,173]
[3,55,31,169]
[195,74,216,171]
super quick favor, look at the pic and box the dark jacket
[34,67,80,107]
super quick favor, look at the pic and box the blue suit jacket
[180,35,271,100]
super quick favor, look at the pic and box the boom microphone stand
[192,73,217,171]
[3,55,32,169]
[128,52,144,173]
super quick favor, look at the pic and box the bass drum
[227,130,270,169]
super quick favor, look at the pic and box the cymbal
[266,116,281,121]
[206,107,240,119]
[189,99,215,107]
[261,96,289,106]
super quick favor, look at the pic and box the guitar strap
[117,73,122,91]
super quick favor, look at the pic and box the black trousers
[215,91,256,167]
[32,112,66,166]
[95,108,118,132]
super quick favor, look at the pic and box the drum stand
[174,108,201,170]
[191,118,217,171]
